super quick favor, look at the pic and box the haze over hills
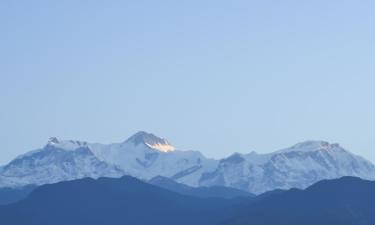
[149,176,254,199]
[0,175,253,206]
[0,131,374,194]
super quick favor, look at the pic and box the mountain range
[1,131,374,194]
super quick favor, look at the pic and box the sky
[0,0,374,164]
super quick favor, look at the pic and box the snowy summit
[125,131,175,153]
[46,137,88,151]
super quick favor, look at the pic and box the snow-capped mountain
[125,131,175,152]
[89,131,217,182]
[1,133,375,194]
[199,141,375,193]
[0,132,217,188]
[0,138,123,187]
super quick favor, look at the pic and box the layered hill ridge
[0,132,374,194]
[1,175,375,225]
[221,176,375,225]
[0,176,240,225]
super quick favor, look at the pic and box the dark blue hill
[222,176,375,225]
[0,176,245,225]
[1,176,374,225]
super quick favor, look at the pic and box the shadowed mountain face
[149,176,255,199]
[0,176,246,225]
[221,176,375,225]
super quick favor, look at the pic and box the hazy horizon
[1,0,375,164]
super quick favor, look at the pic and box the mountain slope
[199,141,375,193]
[0,176,243,225]
[0,138,123,187]
[221,176,375,225]
[149,176,255,199]
[90,132,217,182]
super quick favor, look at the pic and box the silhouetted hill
[0,176,244,225]
[222,176,375,225]
[149,176,255,199]
[1,176,375,225]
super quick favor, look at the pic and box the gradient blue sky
[1,0,374,164]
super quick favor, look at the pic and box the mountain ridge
[1,132,374,194]
[221,176,375,225]
[0,175,241,225]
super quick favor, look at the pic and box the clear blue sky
[1,0,374,164]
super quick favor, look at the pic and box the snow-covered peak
[48,137,59,144]
[277,140,342,153]
[124,131,175,153]
[46,137,88,151]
